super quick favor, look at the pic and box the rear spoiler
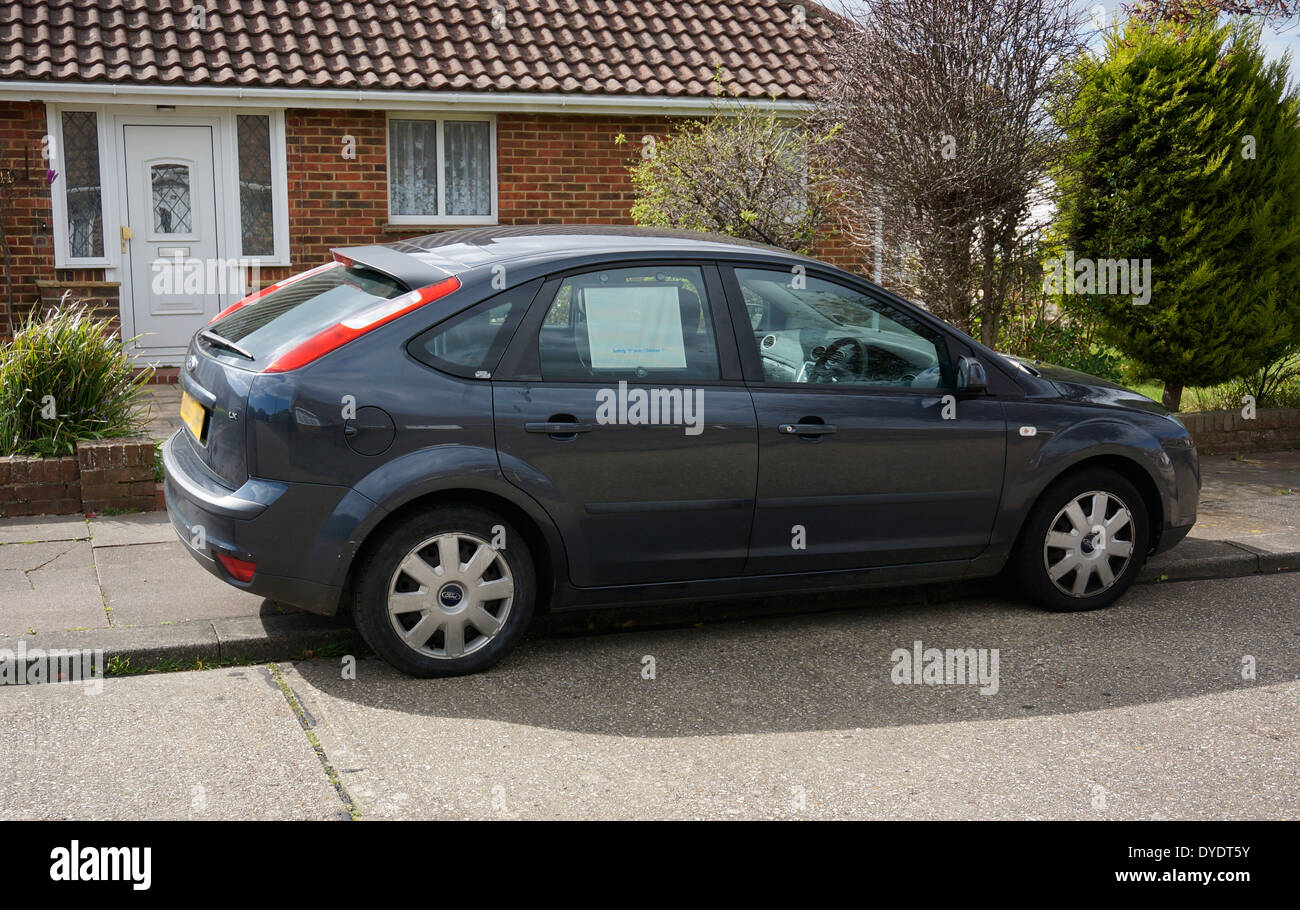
[331,245,455,290]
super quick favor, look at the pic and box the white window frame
[47,105,115,268]
[46,104,291,270]
[221,108,291,266]
[386,112,497,226]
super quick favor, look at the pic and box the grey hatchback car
[164,226,1199,677]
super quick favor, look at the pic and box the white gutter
[0,80,814,115]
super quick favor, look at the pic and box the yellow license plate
[180,390,208,443]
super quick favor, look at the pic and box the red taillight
[216,552,257,583]
[263,275,461,374]
[208,262,341,324]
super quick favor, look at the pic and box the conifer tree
[1056,17,1300,410]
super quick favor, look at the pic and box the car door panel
[722,263,1008,573]
[746,389,1006,572]
[494,382,757,585]
[492,261,758,588]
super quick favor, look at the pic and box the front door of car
[721,264,1007,574]
[493,262,758,587]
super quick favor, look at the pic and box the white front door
[122,124,222,357]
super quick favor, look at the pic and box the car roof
[333,225,819,288]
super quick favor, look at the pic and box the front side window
[538,266,720,381]
[389,117,494,221]
[736,267,951,389]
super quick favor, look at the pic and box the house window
[61,111,104,259]
[236,114,275,256]
[388,116,495,223]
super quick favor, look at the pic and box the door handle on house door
[120,225,132,253]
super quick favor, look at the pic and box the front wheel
[1014,469,1150,613]
[353,505,536,677]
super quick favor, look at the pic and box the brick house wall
[0,100,868,337]
[272,108,866,285]
[0,100,119,333]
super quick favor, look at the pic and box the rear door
[722,264,1007,573]
[492,261,758,587]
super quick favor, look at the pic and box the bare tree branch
[818,0,1087,342]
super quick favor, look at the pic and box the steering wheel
[809,337,866,383]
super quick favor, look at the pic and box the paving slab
[0,665,348,820]
[1189,504,1294,541]
[284,573,1300,820]
[0,541,107,636]
[95,540,265,626]
[137,386,183,444]
[0,515,89,545]
[1202,496,1300,529]
[88,511,176,548]
[1199,451,1300,500]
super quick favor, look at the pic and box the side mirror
[957,356,988,394]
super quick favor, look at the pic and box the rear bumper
[162,431,351,615]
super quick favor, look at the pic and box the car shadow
[287,573,1298,738]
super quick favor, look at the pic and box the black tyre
[1014,469,1150,613]
[353,505,535,677]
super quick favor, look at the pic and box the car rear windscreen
[207,264,407,361]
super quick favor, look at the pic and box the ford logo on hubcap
[438,585,465,608]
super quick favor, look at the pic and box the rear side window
[208,263,406,361]
[408,281,537,378]
[537,265,720,381]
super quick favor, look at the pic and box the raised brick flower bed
[0,437,159,518]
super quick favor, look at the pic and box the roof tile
[1,0,834,98]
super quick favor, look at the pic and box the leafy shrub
[997,303,1126,384]
[621,88,840,255]
[0,303,151,456]
[1179,351,1300,411]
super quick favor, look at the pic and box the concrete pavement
[0,663,347,820]
[0,450,1296,668]
[0,571,1294,820]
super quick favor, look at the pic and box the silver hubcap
[387,532,515,659]
[1043,490,1135,598]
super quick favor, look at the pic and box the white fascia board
[0,81,815,116]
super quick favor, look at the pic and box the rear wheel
[1014,469,1150,613]
[353,505,535,677]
